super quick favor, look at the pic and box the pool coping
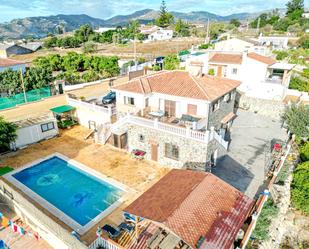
[3,152,130,235]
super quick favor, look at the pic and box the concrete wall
[126,124,225,170]
[0,179,87,249]
[14,119,58,149]
[208,90,236,130]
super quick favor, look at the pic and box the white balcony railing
[112,114,228,149]
[88,236,121,249]
[67,97,117,116]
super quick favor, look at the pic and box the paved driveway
[212,110,287,199]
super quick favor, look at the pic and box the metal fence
[0,87,51,110]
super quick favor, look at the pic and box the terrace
[0,126,170,246]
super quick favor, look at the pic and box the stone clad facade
[208,89,237,130]
[127,124,226,171]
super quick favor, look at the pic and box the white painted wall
[115,90,209,118]
[75,108,112,128]
[185,53,210,75]
[14,120,58,148]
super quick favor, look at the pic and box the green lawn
[0,166,13,176]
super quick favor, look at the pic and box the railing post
[186,126,190,138]
[154,118,158,129]
[204,130,210,142]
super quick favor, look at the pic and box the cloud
[0,0,308,22]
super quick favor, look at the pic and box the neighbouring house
[94,27,116,33]
[110,70,240,170]
[11,113,58,150]
[0,42,41,58]
[185,51,295,100]
[0,58,26,72]
[214,37,269,55]
[257,34,289,50]
[123,169,254,249]
[140,25,173,41]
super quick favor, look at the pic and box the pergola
[50,105,77,128]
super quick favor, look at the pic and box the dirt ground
[12,38,203,62]
[0,126,170,245]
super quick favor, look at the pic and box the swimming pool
[4,153,125,234]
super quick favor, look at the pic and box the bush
[208,68,215,76]
[289,76,309,92]
[300,141,309,162]
[198,43,212,50]
[298,34,309,49]
[291,161,309,215]
[274,50,289,61]
[163,54,180,70]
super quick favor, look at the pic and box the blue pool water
[12,156,123,226]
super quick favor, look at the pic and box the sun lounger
[102,224,120,239]
[123,212,144,223]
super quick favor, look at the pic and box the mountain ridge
[0,8,280,40]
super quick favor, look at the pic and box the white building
[147,28,173,41]
[214,37,269,55]
[258,34,289,50]
[302,12,309,18]
[94,27,116,33]
[185,51,295,100]
[12,113,58,149]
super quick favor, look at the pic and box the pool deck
[0,126,170,245]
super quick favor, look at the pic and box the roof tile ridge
[139,78,146,94]
[190,73,211,100]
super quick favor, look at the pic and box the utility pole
[205,18,210,44]
[20,68,27,103]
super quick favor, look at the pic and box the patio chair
[118,222,134,233]
[131,149,146,160]
[102,224,121,239]
[123,212,144,223]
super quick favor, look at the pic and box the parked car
[102,91,116,105]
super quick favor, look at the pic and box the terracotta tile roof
[113,71,240,102]
[247,52,276,65]
[209,53,243,64]
[0,58,25,67]
[124,169,254,249]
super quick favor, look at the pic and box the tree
[175,19,190,37]
[0,116,17,151]
[163,54,180,70]
[82,41,98,53]
[24,68,53,90]
[0,69,21,95]
[156,0,174,28]
[291,161,309,215]
[282,104,309,139]
[298,34,309,49]
[74,24,94,43]
[230,19,241,27]
[286,0,304,20]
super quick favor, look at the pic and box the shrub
[291,161,309,215]
[289,76,309,92]
[300,141,309,162]
[198,43,212,50]
[208,68,215,76]
[163,54,180,70]
[274,50,289,61]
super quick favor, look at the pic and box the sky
[0,0,308,22]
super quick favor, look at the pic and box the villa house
[140,25,173,42]
[186,51,295,100]
[110,71,240,170]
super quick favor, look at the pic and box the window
[41,122,55,132]
[212,100,220,112]
[124,96,135,106]
[128,97,135,106]
[165,143,179,160]
[224,93,231,102]
[138,134,145,142]
[232,68,238,75]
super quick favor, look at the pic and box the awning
[50,105,75,114]
[221,112,237,124]
[268,63,295,70]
